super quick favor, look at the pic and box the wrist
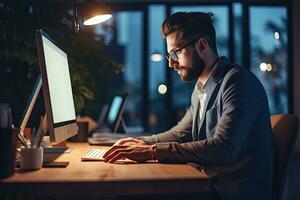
[150,144,157,161]
[137,137,147,145]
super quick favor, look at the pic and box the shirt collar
[195,58,219,92]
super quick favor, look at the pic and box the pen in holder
[28,115,47,149]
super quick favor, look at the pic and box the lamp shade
[81,1,112,26]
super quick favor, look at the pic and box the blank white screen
[42,36,76,124]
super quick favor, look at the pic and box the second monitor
[95,94,128,133]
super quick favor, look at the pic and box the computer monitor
[106,94,128,133]
[95,94,128,133]
[19,30,78,144]
[36,30,78,143]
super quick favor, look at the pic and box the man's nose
[168,58,179,69]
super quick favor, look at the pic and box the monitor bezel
[36,29,78,143]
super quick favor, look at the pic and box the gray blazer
[143,57,274,200]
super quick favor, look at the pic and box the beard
[178,51,205,82]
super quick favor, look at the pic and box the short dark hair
[162,12,217,54]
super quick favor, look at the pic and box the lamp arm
[72,0,80,33]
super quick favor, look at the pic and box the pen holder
[0,127,18,179]
[20,147,43,170]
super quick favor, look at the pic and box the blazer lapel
[197,79,219,134]
[196,57,233,135]
[192,99,200,141]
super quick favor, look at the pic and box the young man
[103,12,274,200]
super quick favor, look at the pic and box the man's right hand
[113,137,146,146]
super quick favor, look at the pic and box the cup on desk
[0,103,17,179]
[20,147,43,170]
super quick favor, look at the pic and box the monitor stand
[35,115,72,154]
[32,116,70,168]
[120,117,128,134]
[43,147,72,154]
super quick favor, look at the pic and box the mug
[0,103,17,178]
[0,127,18,178]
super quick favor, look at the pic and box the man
[103,12,274,200]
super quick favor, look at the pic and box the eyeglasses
[166,38,198,62]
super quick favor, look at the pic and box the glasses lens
[170,52,177,61]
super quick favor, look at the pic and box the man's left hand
[103,144,154,163]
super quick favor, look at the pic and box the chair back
[271,114,299,200]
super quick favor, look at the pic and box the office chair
[270,114,299,200]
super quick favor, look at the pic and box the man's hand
[103,144,154,163]
[113,137,146,146]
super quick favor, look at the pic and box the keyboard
[88,132,130,146]
[91,132,130,139]
[81,148,135,163]
[81,148,107,161]
[88,137,117,146]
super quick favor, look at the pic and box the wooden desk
[0,143,213,198]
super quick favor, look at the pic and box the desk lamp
[73,0,112,33]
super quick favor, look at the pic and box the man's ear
[196,38,207,52]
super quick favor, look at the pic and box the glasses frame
[166,38,199,62]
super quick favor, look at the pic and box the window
[249,6,289,114]
[90,2,290,133]
[97,11,144,129]
[148,5,167,133]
